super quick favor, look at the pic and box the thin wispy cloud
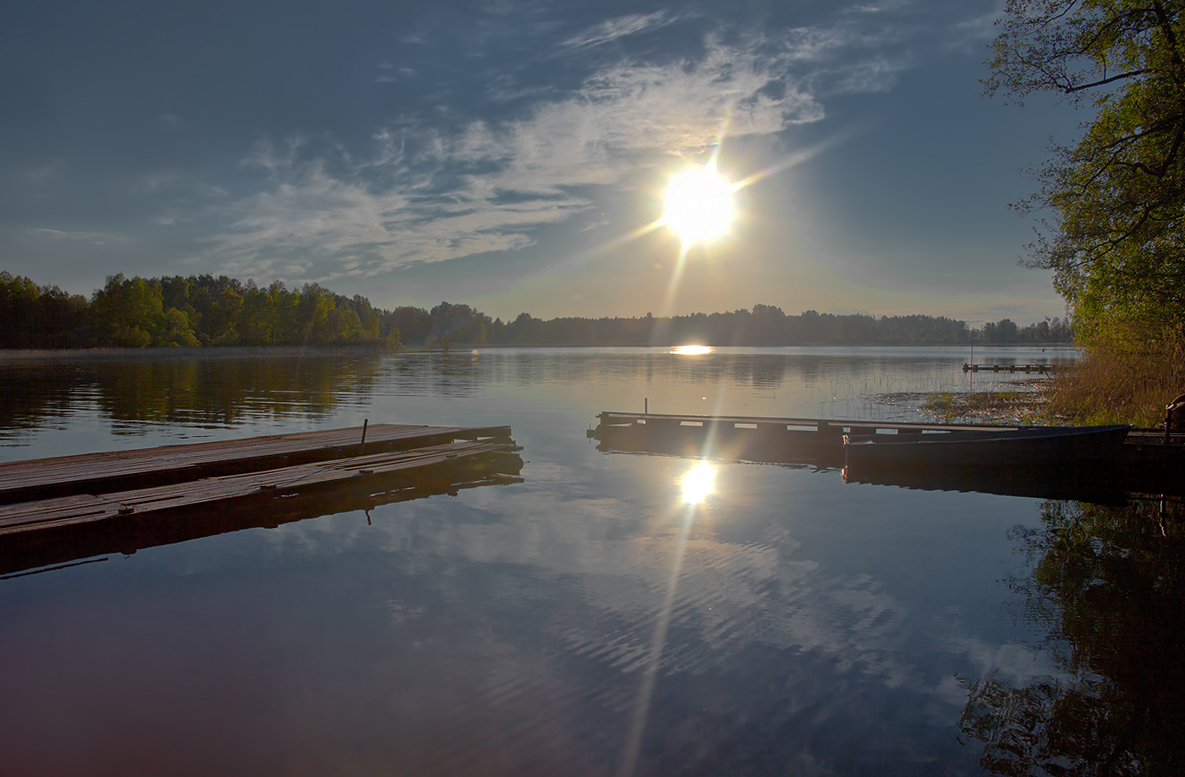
[24,228,127,245]
[204,4,992,285]
[945,4,1003,53]
[557,11,678,53]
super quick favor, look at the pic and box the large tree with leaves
[986,0,1185,343]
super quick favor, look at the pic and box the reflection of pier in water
[0,424,523,576]
[590,411,1184,502]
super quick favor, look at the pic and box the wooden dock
[589,411,1022,466]
[0,424,522,576]
[589,411,1183,497]
[962,363,1058,373]
[0,423,511,505]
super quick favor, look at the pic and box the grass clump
[922,390,1049,425]
[1047,328,1185,427]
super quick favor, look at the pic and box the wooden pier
[0,424,522,576]
[588,411,1022,467]
[589,410,1183,498]
[0,423,511,505]
[962,363,1058,373]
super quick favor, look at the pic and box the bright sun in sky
[664,165,733,243]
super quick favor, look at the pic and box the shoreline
[0,342,1078,362]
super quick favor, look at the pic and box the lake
[4,345,1169,776]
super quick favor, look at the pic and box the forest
[0,271,1072,350]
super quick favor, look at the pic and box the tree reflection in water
[0,354,385,435]
[960,497,1185,776]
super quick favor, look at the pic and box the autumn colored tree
[986,0,1185,342]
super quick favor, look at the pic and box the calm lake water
[4,344,1160,776]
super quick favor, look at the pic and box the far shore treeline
[0,271,1072,350]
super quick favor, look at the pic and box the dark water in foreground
[1,346,1179,776]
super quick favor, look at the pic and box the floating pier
[962,363,1058,373]
[588,411,1022,467]
[0,424,522,575]
[0,423,511,505]
[589,411,1183,498]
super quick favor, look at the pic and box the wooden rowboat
[843,424,1132,469]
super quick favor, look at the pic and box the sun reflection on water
[680,462,716,505]
[621,464,715,777]
[670,345,712,356]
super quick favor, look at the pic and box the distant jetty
[962,363,1059,373]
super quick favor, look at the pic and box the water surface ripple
[0,346,1119,776]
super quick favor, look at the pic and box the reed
[1046,328,1185,427]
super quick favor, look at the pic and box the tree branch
[1064,69,1149,91]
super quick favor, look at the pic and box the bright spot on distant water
[664,166,732,243]
[681,463,716,504]
[671,345,712,355]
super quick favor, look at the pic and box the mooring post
[645,397,648,415]
[1166,394,1185,446]
[360,419,369,455]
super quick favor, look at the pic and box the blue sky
[1,0,1084,325]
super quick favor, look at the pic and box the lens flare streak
[618,463,716,776]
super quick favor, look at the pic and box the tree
[385,306,430,346]
[986,0,1185,342]
[90,274,164,348]
[0,272,43,348]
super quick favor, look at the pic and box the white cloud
[557,11,678,53]
[208,11,931,282]
[825,55,912,94]
[24,227,126,245]
[946,5,1003,53]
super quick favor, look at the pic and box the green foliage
[0,272,408,350]
[987,0,1185,341]
[0,271,87,347]
[0,270,1077,350]
[90,274,165,347]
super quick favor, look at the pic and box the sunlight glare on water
[670,345,712,355]
[681,462,715,504]
[0,345,1083,775]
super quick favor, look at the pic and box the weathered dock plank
[594,411,1022,433]
[590,411,1025,465]
[0,440,518,535]
[590,410,1184,498]
[0,423,512,504]
[0,439,524,577]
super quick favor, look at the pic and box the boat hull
[843,424,1132,470]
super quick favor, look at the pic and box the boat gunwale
[843,423,1133,448]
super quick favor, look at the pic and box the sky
[1,0,1087,326]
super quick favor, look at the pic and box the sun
[664,165,733,243]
